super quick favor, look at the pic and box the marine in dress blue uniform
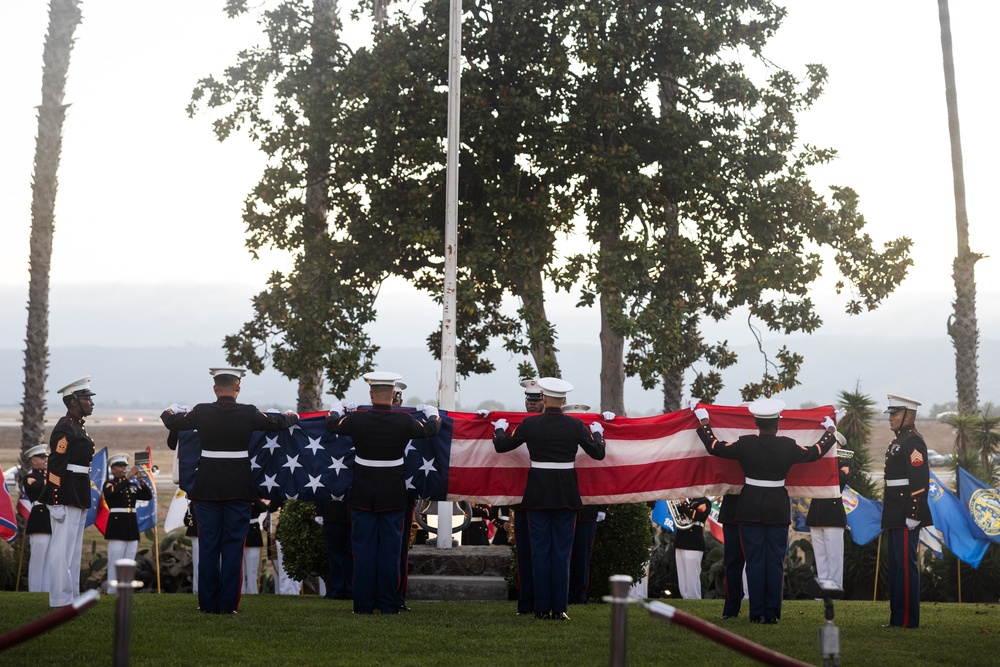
[103,453,154,593]
[493,378,606,620]
[806,435,851,589]
[316,499,353,600]
[161,367,298,614]
[880,394,931,629]
[22,444,52,593]
[325,371,441,615]
[696,398,837,624]
[718,493,745,619]
[39,376,97,607]
[512,379,543,613]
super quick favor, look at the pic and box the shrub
[587,503,652,600]
[273,500,326,583]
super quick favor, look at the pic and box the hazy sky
[1,1,997,408]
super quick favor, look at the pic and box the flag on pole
[651,500,675,532]
[790,496,811,532]
[706,498,725,544]
[919,527,944,559]
[0,467,19,544]
[174,405,840,505]
[842,485,883,546]
[163,488,189,533]
[17,486,32,522]
[928,471,990,568]
[956,466,1000,545]
[86,448,109,534]
[135,469,157,533]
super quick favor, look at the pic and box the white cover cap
[561,404,591,413]
[520,379,543,398]
[537,377,574,398]
[109,453,129,466]
[364,371,403,386]
[748,397,785,419]
[394,381,407,393]
[209,367,246,379]
[26,444,47,458]
[57,376,95,397]
[885,394,921,414]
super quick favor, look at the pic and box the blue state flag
[135,473,157,533]
[928,471,990,569]
[842,485,883,545]
[85,448,108,527]
[791,497,810,532]
[651,500,675,532]
[956,467,1000,545]
[919,527,944,560]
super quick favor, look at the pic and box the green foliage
[0,538,24,591]
[837,386,881,499]
[587,503,652,600]
[273,500,327,582]
[942,408,1000,482]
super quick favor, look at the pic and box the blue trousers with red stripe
[514,510,535,614]
[739,522,787,622]
[569,520,598,604]
[886,526,920,627]
[194,500,250,613]
[350,507,404,614]
[526,508,576,616]
[722,521,745,617]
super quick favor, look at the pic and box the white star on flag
[250,455,261,471]
[260,474,280,492]
[287,423,302,435]
[283,454,302,474]
[406,476,416,490]
[305,474,324,492]
[419,457,437,475]
[263,435,281,453]
[404,441,416,456]
[284,493,299,500]
[305,436,324,455]
[328,457,348,475]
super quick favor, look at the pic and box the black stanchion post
[607,575,633,667]
[113,558,143,667]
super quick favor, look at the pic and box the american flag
[175,404,839,504]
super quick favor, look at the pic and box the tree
[937,0,983,417]
[189,0,380,409]
[836,386,880,499]
[20,0,83,463]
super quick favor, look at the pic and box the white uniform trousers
[28,533,51,592]
[242,546,261,594]
[273,541,302,594]
[191,537,199,594]
[810,526,845,589]
[46,505,87,607]
[676,548,704,599]
[106,540,139,593]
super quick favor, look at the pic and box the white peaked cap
[885,394,921,413]
[57,376,95,397]
[520,379,543,397]
[109,453,129,466]
[561,404,591,413]
[364,371,403,386]
[26,444,48,458]
[537,377,574,398]
[394,381,407,392]
[210,367,247,379]
[748,397,785,419]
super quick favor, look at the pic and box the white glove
[283,410,298,418]
[694,408,709,421]
[596,511,607,522]
[166,403,187,414]
[905,518,920,530]
[314,516,324,526]
[682,398,702,411]
[590,422,604,435]
[329,401,344,416]
[265,408,280,414]
[422,405,440,419]
[344,402,358,413]
[50,505,66,523]
[821,416,836,430]
[834,408,847,423]
[491,418,509,432]
[476,409,490,417]
[602,411,616,421]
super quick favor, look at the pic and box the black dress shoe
[534,612,551,620]
[398,605,412,612]
[721,614,737,620]
[764,618,778,624]
[552,612,570,621]
[750,617,765,624]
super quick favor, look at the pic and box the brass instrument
[836,448,855,459]
[666,499,695,530]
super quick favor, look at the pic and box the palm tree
[20,0,83,465]
[836,387,880,499]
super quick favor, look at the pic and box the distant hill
[0,335,996,416]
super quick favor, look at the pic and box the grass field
[0,594,996,666]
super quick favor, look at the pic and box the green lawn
[0,594,996,666]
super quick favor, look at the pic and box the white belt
[531,461,574,470]
[497,515,509,521]
[469,517,484,523]
[355,456,403,468]
[744,477,785,488]
[250,518,262,525]
[885,478,908,487]
[32,501,43,507]
[201,450,248,459]
[109,508,134,514]
[66,464,90,474]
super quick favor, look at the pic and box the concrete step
[407,544,513,579]
[406,574,509,601]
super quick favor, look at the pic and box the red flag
[17,488,32,522]
[94,496,110,536]
[0,467,19,544]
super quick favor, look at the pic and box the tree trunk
[599,290,625,415]
[661,371,683,414]
[297,368,325,414]
[516,269,560,378]
[21,0,83,464]
[938,0,981,416]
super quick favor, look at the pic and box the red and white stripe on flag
[445,404,839,506]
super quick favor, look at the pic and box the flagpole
[435,0,462,550]
[15,531,26,592]
[873,534,882,601]
[957,558,961,603]
[154,525,162,594]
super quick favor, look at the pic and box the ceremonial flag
[86,448,108,530]
[928,472,990,568]
[956,466,1000,545]
[707,498,725,544]
[919,527,944,560]
[163,488,189,533]
[17,486,32,522]
[842,485,883,546]
[790,497,811,532]
[135,467,157,533]
[0,467,18,544]
[651,500,675,532]
[174,405,840,505]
